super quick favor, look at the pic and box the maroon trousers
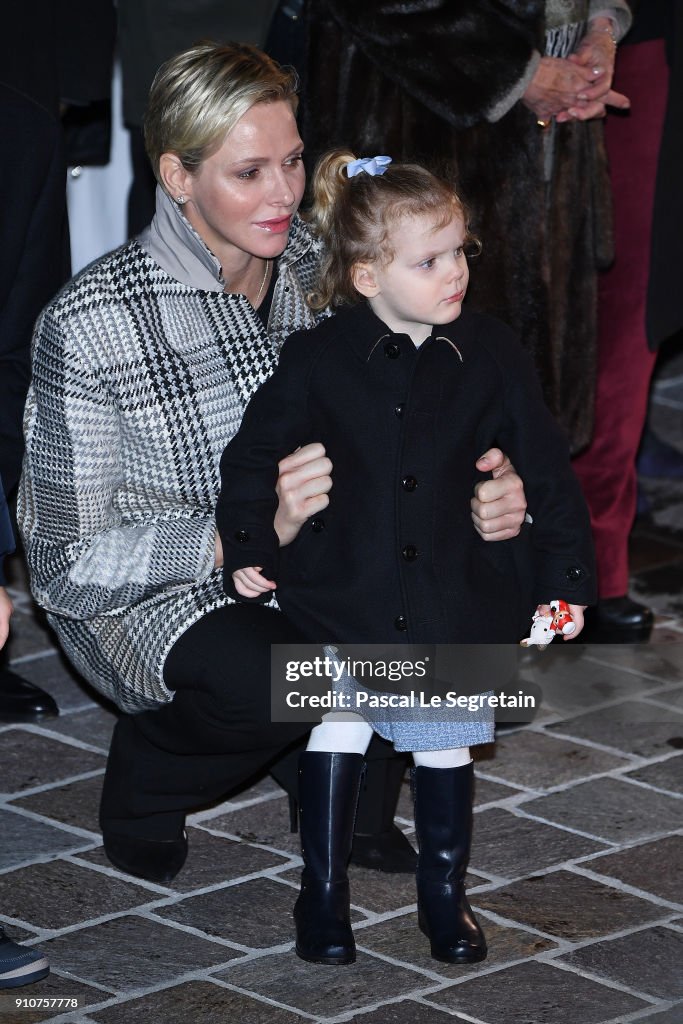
[572,40,669,598]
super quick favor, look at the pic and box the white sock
[412,746,472,769]
[306,712,375,754]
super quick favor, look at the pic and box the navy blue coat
[217,304,596,644]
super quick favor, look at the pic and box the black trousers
[100,604,312,838]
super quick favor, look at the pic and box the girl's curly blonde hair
[305,149,480,311]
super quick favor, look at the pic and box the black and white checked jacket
[18,193,322,711]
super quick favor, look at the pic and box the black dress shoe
[0,669,59,722]
[103,830,188,883]
[584,597,654,643]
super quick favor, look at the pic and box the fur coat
[302,0,631,453]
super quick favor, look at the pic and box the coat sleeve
[318,0,544,127]
[17,308,217,620]
[488,326,597,605]
[216,331,315,600]
[0,90,70,497]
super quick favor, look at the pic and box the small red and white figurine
[520,599,576,649]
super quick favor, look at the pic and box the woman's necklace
[253,259,271,307]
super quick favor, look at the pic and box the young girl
[216,151,596,967]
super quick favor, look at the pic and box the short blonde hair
[144,41,299,184]
[306,150,480,311]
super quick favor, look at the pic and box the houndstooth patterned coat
[18,193,322,711]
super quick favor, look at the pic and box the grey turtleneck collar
[137,185,315,294]
[138,186,226,292]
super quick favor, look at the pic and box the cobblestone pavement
[1,353,682,1024]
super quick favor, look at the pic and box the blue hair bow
[345,155,392,178]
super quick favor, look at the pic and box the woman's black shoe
[102,830,188,883]
[0,668,59,722]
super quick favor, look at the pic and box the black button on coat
[217,304,596,644]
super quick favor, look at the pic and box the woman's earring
[176,195,187,205]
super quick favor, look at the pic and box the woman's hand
[471,449,527,541]
[523,55,599,123]
[0,586,13,650]
[232,566,277,598]
[560,20,630,122]
[274,442,333,546]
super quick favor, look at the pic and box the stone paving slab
[357,910,557,977]
[571,643,683,685]
[0,859,154,931]
[0,974,107,1022]
[13,776,103,835]
[0,732,105,795]
[206,798,300,856]
[518,646,660,714]
[520,776,683,843]
[480,731,629,790]
[152,876,314,949]
[631,1004,683,1023]
[581,835,683,905]
[38,707,118,754]
[650,685,683,709]
[474,870,668,942]
[545,700,683,759]
[626,753,683,793]
[216,950,433,1017]
[76,827,289,894]
[473,775,523,805]
[427,959,650,1023]
[559,924,683,1000]
[342,1002,472,1023]
[470,807,608,877]
[86,980,305,1024]
[0,808,94,871]
[37,916,237,993]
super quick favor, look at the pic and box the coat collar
[339,301,469,363]
[138,185,314,292]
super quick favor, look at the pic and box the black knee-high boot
[270,740,417,872]
[294,752,364,965]
[412,762,487,964]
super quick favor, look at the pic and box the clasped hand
[523,24,629,124]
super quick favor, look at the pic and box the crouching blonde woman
[18,42,527,885]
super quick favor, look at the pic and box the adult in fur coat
[301,0,632,453]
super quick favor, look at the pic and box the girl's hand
[0,586,13,650]
[232,567,277,598]
[536,602,586,640]
[566,604,586,639]
[275,442,332,546]
[472,449,527,541]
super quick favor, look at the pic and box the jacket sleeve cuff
[485,51,541,122]
[588,3,633,41]
[534,557,597,606]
